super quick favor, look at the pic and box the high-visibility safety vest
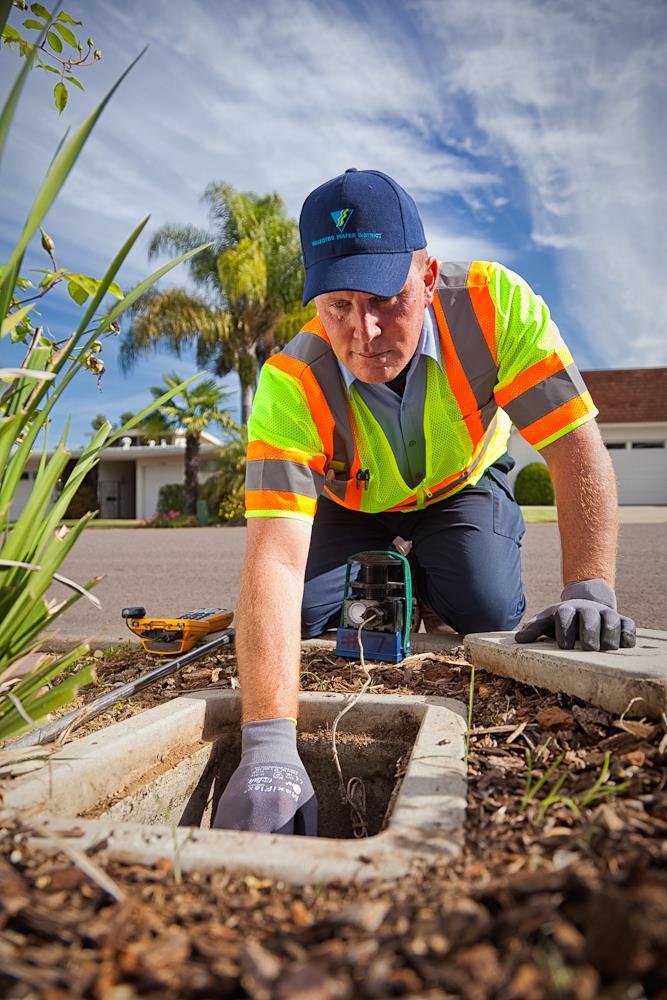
[245,261,597,524]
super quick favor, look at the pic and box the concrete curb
[4,690,467,885]
[464,629,667,718]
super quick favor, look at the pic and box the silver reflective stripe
[282,331,329,365]
[323,478,349,502]
[245,458,323,499]
[281,330,356,474]
[438,263,497,409]
[479,399,497,432]
[438,262,469,289]
[428,414,498,501]
[503,364,588,430]
[311,351,356,472]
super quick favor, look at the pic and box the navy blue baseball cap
[299,168,427,304]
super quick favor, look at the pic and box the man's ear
[423,256,439,304]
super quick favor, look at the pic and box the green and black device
[335,550,415,663]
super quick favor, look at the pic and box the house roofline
[24,442,223,462]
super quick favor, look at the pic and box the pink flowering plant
[139,511,199,529]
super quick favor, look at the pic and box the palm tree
[120,184,315,423]
[150,373,236,515]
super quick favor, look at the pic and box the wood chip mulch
[1,643,666,999]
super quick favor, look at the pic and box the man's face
[314,253,439,384]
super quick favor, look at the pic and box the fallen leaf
[388,966,423,992]
[243,876,274,891]
[551,918,585,958]
[276,962,349,1000]
[507,962,545,1000]
[241,938,282,982]
[328,900,389,933]
[612,719,655,739]
[453,942,502,986]
[290,899,312,928]
[140,931,190,974]
[572,704,611,736]
[536,706,575,729]
[421,661,451,681]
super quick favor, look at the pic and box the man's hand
[213,718,317,835]
[515,578,636,651]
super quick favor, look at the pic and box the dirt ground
[1,643,666,999]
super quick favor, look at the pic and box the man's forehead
[318,288,394,300]
[314,254,432,304]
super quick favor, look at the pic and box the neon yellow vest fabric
[245,261,597,524]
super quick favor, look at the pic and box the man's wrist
[240,717,300,764]
[561,578,617,609]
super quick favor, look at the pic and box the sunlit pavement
[44,515,667,649]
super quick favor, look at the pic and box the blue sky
[2,0,666,446]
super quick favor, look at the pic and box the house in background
[13,368,667,520]
[12,428,223,521]
[508,368,667,504]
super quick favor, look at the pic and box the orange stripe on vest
[247,439,327,475]
[495,345,573,408]
[432,293,485,445]
[467,261,497,366]
[521,392,594,446]
[245,489,317,517]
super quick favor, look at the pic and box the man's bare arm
[236,517,312,723]
[541,420,618,587]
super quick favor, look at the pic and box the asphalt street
[45,518,666,647]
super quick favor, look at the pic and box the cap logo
[330,208,354,232]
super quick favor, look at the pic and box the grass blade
[0,0,12,34]
[0,13,42,169]
[0,47,147,302]
[98,242,212,329]
[1,303,34,337]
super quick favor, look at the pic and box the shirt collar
[337,304,442,395]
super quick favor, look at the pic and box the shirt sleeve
[244,359,326,523]
[490,264,598,449]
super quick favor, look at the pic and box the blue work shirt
[337,305,443,488]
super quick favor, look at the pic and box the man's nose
[355,308,381,342]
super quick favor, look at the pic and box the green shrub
[200,426,246,522]
[63,481,99,520]
[218,493,245,525]
[157,482,185,514]
[514,462,555,505]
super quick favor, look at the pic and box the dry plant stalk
[330,616,379,838]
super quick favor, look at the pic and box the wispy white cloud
[419,0,667,366]
[423,222,513,266]
[2,0,664,439]
[1,0,505,264]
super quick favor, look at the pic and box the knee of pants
[427,582,526,635]
[301,568,345,638]
[301,605,341,639]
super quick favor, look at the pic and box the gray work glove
[212,718,317,835]
[515,578,636,651]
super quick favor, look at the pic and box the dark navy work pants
[302,457,526,638]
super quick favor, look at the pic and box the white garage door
[608,444,667,504]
